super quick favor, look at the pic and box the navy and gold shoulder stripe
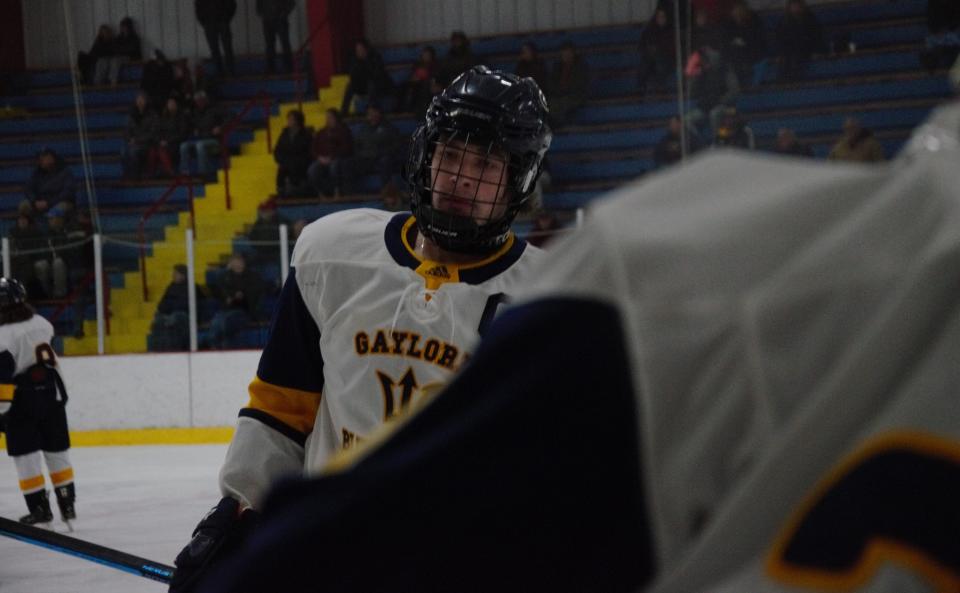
[240,268,324,446]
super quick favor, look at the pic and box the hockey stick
[0,515,174,583]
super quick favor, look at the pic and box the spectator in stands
[206,253,263,349]
[774,0,825,81]
[527,209,562,248]
[654,115,702,169]
[180,91,230,180]
[398,46,438,114]
[515,42,548,90]
[828,117,884,163]
[8,210,47,300]
[256,0,295,74]
[637,8,676,97]
[341,39,394,115]
[150,264,203,352]
[308,108,354,197]
[686,46,740,136]
[690,9,725,56]
[196,0,237,77]
[77,25,115,86]
[141,50,176,110]
[723,1,766,87]
[547,41,590,129]
[273,109,314,197]
[107,16,143,86]
[36,206,69,299]
[712,106,753,149]
[122,92,157,180]
[774,127,813,157]
[437,30,479,87]
[341,104,402,196]
[23,148,77,218]
[170,62,196,111]
[246,198,290,264]
[151,97,189,178]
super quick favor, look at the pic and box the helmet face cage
[407,66,550,254]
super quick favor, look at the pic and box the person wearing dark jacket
[246,199,290,264]
[150,264,205,352]
[436,30,479,87]
[108,17,143,85]
[8,212,48,300]
[341,39,395,115]
[151,98,190,177]
[775,0,825,81]
[205,253,263,349]
[515,42,548,90]
[180,91,231,179]
[308,108,354,197]
[122,92,157,179]
[774,127,814,157]
[273,110,314,197]
[398,46,438,114]
[724,1,766,87]
[77,25,115,86]
[23,149,77,217]
[341,104,401,195]
[256,0,296,74]
[141,50,176,110]
[196,0,237,77]
[637,8,676,96]
[547,41,590,129]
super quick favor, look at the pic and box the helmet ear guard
[405,66,552,254]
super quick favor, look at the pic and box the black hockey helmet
[0,277,27,309]
[405,65,551,254]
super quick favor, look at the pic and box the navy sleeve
[205,297,655,593]
[0,351,15,383]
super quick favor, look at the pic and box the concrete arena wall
[58,351,261,432]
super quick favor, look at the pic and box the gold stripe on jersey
[399,216,517,290]
[50,467,74,485]
[247,377,323,435]
[0,383,14,400]
[766,431,960,592]
[19,475,45,492]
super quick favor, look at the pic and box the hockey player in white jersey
[0,277,76,529]
[168,65,552,592]
[196,100,960,593]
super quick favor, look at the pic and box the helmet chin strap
[415,202,510,255]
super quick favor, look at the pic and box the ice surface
[0,444,227,593]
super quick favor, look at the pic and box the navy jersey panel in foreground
[255,268,324,394]
[203,297,654,593]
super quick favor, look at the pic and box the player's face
[429,138,510,225]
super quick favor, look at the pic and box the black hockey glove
[169,496,260,593]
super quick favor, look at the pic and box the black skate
[20,490,54,528]
[55,484,76,531]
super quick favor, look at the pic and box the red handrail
[220,91,273,211]
[138,176,196,301]
[292,17,330,113]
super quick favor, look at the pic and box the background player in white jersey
[168,66,552,592]
[0,277,76,529]
[196,102,960,593]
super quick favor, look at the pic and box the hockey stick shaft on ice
[0,515,174,583]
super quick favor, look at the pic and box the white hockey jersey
[220,208,544,509]
[0,315,57,410]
